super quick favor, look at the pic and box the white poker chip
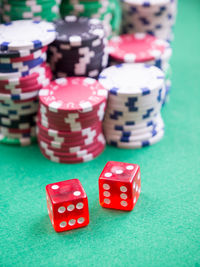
[107,129,164,149]
[0,20,56,51]
[99,64,165,96]
[121,0,177,42]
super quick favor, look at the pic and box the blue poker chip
[0,20,56,51]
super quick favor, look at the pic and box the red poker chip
[0,47,48,63]
[39,144,105,164]
[39,106,104,119]
[37,131,104,149]
[0,71,52,92]
[39,77,108,113]
[38,133,105,154]
[0,81,50,94]
[37,122,102,140]
[38,121,100,133]
[39,101,106,120]
[37,116,102,132]
[37,126,102,144]
[0,63,52,86]
[40,110,105,123]
[39,140,105,158]
[108,33,167,63]
[38,130,101,148]
[0,126,36,134]
[38,111,104,126]
[37,121,102,138]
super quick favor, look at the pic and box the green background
[0,0,200,266]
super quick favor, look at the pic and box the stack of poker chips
[121,0,177,42]
[37,77,108,163]
[108,33,172,102]
[48,16,108,79]
[0,20,56,146]
[60,0,121,39]
[99,64,165,149]
[1,0,61,22]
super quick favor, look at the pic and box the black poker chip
[54,16,105,47]
[48,16,108,78]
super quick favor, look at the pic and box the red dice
[99,161,141,211]
[46,179,89,232]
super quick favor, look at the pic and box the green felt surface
[1,1,200,266]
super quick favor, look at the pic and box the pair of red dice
[46,161,141,232]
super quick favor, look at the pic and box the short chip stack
[99,64,165,149]
[108,33,172,102]
[60,0,122,38]
[37,77,108,163]
[48,16,108,79]
[1,0,61,22]
[0,20,56,145]
[121,0,177,42]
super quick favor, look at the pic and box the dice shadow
[29,214,91,239]
[29,214,55,236]
[89,192,161,228]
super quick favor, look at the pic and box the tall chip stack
[1,0,61,22]
[108,33,172,103]
[121,0,177,42]
[48,16,108,79]
[0,20,56,146]
[37,77,108,163]
[99,64,166,149]
[60,0,122,39]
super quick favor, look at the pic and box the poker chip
[60,0,121,39]
[107,129,164,149]
[0,20,56,146]
[0,20,56,51]
[99,64,165,149]
[1,0,61,23]
[40,142,105,164]
[48,16,108,78]
[108,33,172,103]
[0,53,47,73]
[108,33,167,63]
[121,0,177,42]
[37,77,107,163]
[0,46,48,60]
[0,133,37,146]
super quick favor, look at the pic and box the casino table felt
[0,0,200,266]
